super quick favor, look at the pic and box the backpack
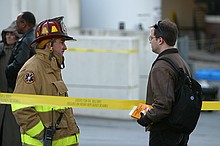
[156,57,202,134]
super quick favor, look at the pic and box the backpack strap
[154,57,179,74]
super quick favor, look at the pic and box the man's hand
[137,113,152,127]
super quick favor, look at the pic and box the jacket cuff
[26,120,44,137]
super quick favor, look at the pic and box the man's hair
[153,19,178,46]
[21,11,36,27]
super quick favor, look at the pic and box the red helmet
[30,16,76,48]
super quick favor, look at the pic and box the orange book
[129,103,152,119]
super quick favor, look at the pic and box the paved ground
[189,111,220,146]
[76,111,220,146]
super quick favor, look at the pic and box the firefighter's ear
[44,41,52,50]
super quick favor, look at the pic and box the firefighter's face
[52,38,67,57]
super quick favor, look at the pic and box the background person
[12,16,80,146]
[137,19,192,146]
[6,11,36,92]
[0,20,22,146]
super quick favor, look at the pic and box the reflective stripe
[26,121,44,137]
[21,133,80,146]
[11,104,32,111]
[35,106,66,112]
[12,104,66,112]
[53,133,80,145]
[21,134,43,146]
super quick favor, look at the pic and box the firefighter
[12,16,80,146]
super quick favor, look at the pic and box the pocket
[52,81,68,96]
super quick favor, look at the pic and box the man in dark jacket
[6,11,36,92]
[137,19,192,146]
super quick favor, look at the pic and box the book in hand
[129,103,152,119]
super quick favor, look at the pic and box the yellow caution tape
[201,101,220,111]
[0,92,219,110]
[67,48,139,54]
[0,92,141,110]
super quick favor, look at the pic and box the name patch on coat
[24,71,35,84]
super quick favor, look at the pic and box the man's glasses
[153,21,164,37]
[148,36,156,41]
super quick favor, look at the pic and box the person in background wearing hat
[6,11,36,93]
[11,16,80,146]
[0,21,22,146]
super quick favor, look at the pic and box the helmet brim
[30,34,76,48]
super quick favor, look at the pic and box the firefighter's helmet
[30,16,76,48]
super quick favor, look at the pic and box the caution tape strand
[0,93,219,110]
[67,48,139,54]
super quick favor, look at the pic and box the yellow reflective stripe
[21,133,80,146]
[11,104,32,112]
[26,121,44,137]
[53,133,80,146]
[21,134,43,146]
[34,106,66,112]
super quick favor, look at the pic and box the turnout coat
[12,49,80,146]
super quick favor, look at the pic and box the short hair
[152,19,178,46]
[20,11,36,27]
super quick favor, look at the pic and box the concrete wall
[64,29,156,119]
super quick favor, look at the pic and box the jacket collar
[36,49,60,71]
[20,27,34,39]
[156,48,178,60]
